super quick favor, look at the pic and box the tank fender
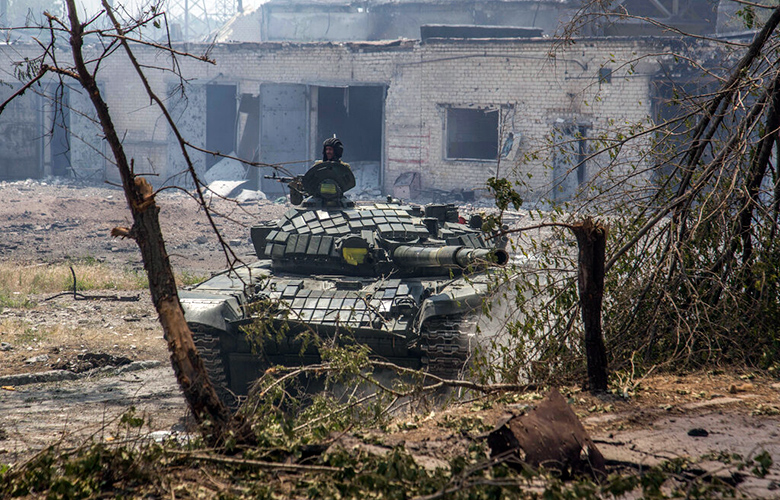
[415,284,488,328]
[179,292,244,332]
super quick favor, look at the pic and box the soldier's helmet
[322,137,344,161]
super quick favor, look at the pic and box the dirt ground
[1,179,779,496]
[0,178,290,379]
[0,177,289,274]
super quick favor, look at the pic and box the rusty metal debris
[487,389,606,478]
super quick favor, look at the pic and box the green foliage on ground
[1,398,772,499]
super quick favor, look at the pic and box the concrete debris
[148,430,191,444]
[203,153,246,184]
[353,188,382,199]
[50,352,132,373]
[393,171,421,199]
[24,354,49,364]
[207,180,248,198]
[235,188,267,203]
[0,360,162,387]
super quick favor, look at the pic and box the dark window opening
[446,108,499,160]
[576,130,588,185]
[206,84,237,169]
[599,67,612,84]
[651,75,717,182]
[317,86,383,162]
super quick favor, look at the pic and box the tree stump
[572,218,609,393]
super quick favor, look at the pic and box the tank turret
[250,196,507,277]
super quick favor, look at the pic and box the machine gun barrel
[263,174,301,184]
[392,245,508,269]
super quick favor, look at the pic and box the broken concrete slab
[235,188,267,203]
[203,154,246,184]
[24,354,49,364]
[207,180,248,198]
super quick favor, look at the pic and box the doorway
[206,84,237,170]
[317,86,384,193]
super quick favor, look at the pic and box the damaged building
[0,0,735,201]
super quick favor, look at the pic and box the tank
[179,161,510,405]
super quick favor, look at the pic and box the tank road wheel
[190,325,239,410]
[419,315,476,379]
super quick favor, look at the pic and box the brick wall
[0,37,664,201]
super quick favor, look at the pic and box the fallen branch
[168,450,340,473]
[252,359,536,404]
[370,360,536,394]
[292,392,378,432]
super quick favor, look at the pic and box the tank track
[419,315,475,379]
[191,326,240,409]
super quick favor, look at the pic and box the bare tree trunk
[572,218,609,393]
[62,0,252,445]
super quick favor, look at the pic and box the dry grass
[0,259,189,376]
[0,260,206,308]
[0,260,146,296]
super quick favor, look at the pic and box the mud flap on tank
[179,292,243,333]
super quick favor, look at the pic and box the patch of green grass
[0,292,37,309]
[176,270,206,287]
[16,326,50,344]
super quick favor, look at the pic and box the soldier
[289,137,351,204]
[317,137,350,169]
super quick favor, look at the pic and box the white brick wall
[0,37,666,200]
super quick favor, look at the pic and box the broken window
[445,107,499,160]
[651,74,717,182]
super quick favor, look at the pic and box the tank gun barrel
[392,245,509,269]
